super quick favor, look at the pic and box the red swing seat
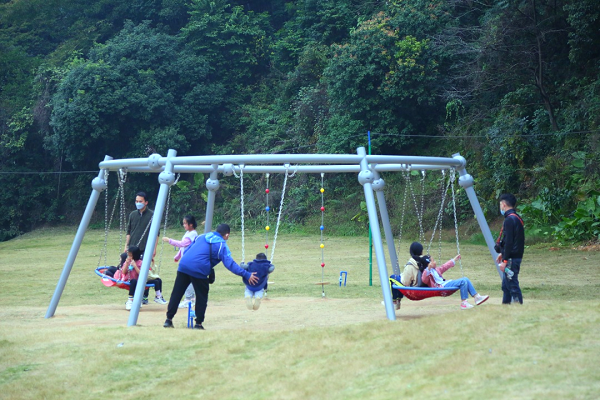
[95,266,155,290]
[392,284,459,301]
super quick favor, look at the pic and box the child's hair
[128,245,142,261]
[184,215,197,229]
[255,253,267,260]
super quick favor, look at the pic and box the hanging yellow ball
[320,188,325,193]
[265,226,270,231]
[320,243,325,249]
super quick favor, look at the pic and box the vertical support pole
[453,153,503,280]
[204,164,219,234]
[46,155,113,319]
[357,147,395,321]
[373,171,400,276]
[128,149,177,326]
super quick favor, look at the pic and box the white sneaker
[125,299,133,310]
[177,300,193,308]
[475,294,489,306]
[154,296,167,305]
[461,301,474,309]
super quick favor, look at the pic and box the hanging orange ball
[265,226,270,231]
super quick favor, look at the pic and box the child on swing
[119,245,167,310]
[419,245,490,309]
[241,253,274,310]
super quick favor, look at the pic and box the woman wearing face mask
[421,253,489,309]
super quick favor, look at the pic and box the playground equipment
[46,147,503,326]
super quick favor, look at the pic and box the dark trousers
[128,278,161,297]
[167,271,210,325]
[502,258,523,304]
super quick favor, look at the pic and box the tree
[48,21,224,168]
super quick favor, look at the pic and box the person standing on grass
[162,215,200,309]
[421,254,490,309]
[496,193,525,304]
[164,223,259,329]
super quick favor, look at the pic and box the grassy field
[0,227,599,399]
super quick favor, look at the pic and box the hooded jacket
[242,259,274,291]
[178,232,251,280]
[401,258,421,287]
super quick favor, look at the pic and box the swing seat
[392,284,459,301]
[95,267,155,290]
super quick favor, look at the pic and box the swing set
[46,148,502,326]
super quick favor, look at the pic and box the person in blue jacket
[164,224,258,329]
[241,253,274,311]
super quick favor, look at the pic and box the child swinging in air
[241,253,274,310]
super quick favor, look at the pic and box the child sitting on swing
[420,249,489,309]
[241,253,274,311]
[119,245,167,310]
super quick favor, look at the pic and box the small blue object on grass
[339,271,347,287]
[187,302,196,328]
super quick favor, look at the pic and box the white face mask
[135,202,145,210]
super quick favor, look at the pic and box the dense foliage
[1,0,599,243]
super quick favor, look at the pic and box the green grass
[0,227,599,399]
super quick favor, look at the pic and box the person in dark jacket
[495,193,525,304]
[241,253,274,311]
[164,224,258,329]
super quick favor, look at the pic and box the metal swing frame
[46,147,501,326]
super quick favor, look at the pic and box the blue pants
[502,258,523,304]
[443,277,477,301]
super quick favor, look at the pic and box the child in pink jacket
[162,215,199,308]
[421,254,489,309]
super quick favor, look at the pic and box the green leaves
[48,21,223,168]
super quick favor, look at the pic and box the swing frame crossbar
[46,147,502,326]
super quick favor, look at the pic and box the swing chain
[118,168,127,253]
[270,167,289,262]
[158,173,179,275]
[420,170,426,243]
[449,168,464,277]
[99,170,110,268]
[403,171,424,242]
[396,171,409,267]
[239,165,245,263]
[427,169,451,257]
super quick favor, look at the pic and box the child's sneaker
[154,296,167,305]
[142,297,149,305]
[178,299,192,309]
[475,294,489,306]
[245,297,253,310]
[163,319,174,328]
[461,301,474,309]
[125,299,133,310]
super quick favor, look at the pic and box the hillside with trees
[1,0,599,243]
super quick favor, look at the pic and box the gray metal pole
[372,171,400,276]
[357,147,396,321]
[128,149,177,326]
[452,153,503,280]
[204,165,219,233]
[46,156,113,318]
